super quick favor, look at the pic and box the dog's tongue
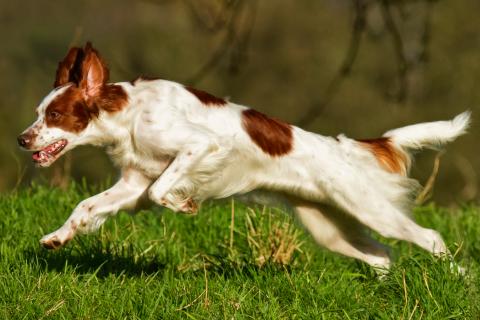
[32,150,50,162]
[31,140,68,164]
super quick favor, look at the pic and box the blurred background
[1,0,478,204]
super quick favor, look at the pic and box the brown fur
[54,47,84,88]
[94,84,128,113]
[357,137,409,175]
[45,84,127,133]
[185,86,226,107]
[45,86,92,133]
[46,43,129,133]
[79,43,128,113]
[79,43,109,97]
[242,109,293,156]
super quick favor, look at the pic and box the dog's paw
[182,198,199,214]
[161,193,199,215]
[40,232,72,250]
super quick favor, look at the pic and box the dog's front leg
[148,140,218,214]
[40,168,152,249]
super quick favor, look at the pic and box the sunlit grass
[0,184,479,319]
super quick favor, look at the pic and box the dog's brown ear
[54,47,85,88]
[79,42,109,101]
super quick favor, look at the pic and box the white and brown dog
[19,43,470,271]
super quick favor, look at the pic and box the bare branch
[228,0,258,74]
[185,1,243,85]
[379,0,409,102]
[418,0,435,64]
[182,0,232,33]
[186,0,258,85]
[297,0,368,127]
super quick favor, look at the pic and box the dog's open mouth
[32,139,68,165]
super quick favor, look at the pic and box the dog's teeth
[33,139,67,163]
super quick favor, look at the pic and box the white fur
[28,79,470,271]
[384,111,471,150]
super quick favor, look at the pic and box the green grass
[1,184,479,319]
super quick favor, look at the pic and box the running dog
[18,43,470,271]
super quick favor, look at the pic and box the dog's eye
[48,111,61,120]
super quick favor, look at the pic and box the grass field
[1,184,479,319]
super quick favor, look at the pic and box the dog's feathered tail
[357,111,471,177]
[352,112,470,220]
[359,111,471,214]
[383,111,471,151]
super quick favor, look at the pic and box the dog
[18,42,470,272]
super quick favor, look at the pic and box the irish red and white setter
[18,43,470,273]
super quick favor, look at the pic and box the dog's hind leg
[294,201,391,272]
[333,195,449,257]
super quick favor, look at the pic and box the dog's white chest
[106,135,172,179]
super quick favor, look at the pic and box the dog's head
[18,42,128,167]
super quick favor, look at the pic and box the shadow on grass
[21,245,278,279]
[22,246,169,278]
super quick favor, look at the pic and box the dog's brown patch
[95,84,128,113]
[358,137,408,175]
[45,86,93,133]
[242,109,293,156]
[185,86,226,107]
[45,84,128,133]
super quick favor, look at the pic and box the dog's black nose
[17,134,31,148]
